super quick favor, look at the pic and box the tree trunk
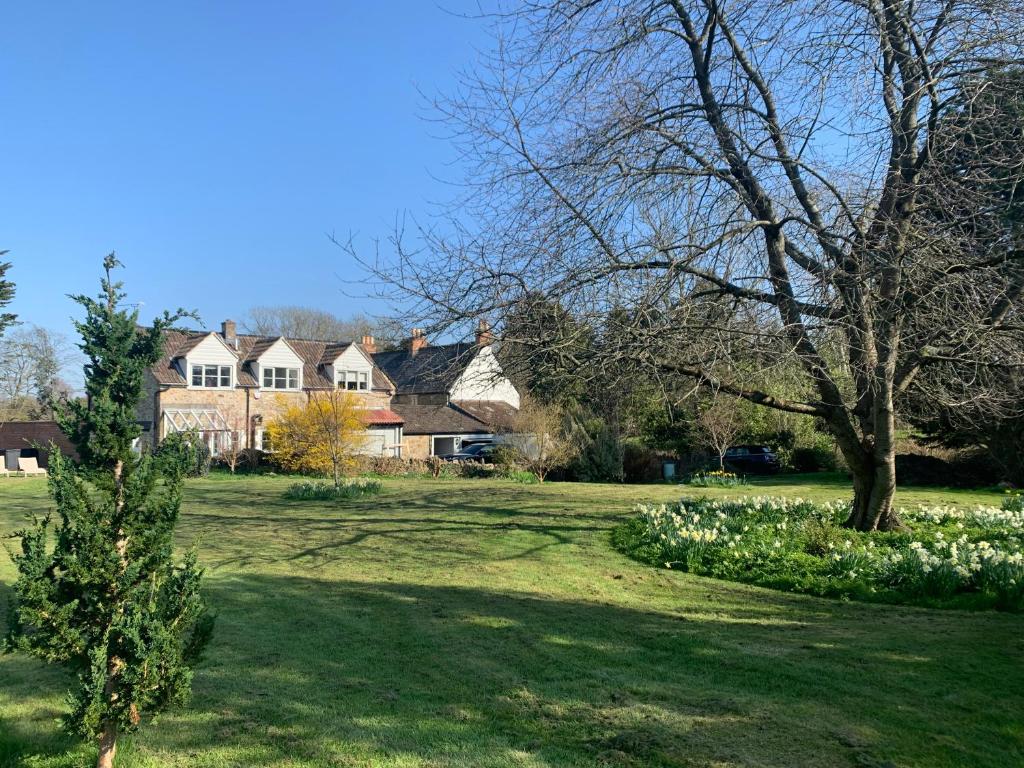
[843,449,901,531]
[96,722,118,768]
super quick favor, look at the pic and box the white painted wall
[327,344,374,389]
[449,346,520,407]
[182,335,238,389]
[253,338,305,390]
[363,426,401,457]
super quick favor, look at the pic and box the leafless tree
[241,305,403,348]
[352,0,1024,530]
[695,395,748,471]
[0,325,76,422]
[508,394,579,481]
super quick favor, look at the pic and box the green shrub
[283,478,382,501]
[790,446,836,473]
[505,469,540,484]
[618,496,1024,610]
[154,429,211,477]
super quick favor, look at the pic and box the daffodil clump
[616,494,1024,610]
[283,477,383,501]
[685,469,747,487]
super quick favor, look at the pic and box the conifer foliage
[6,255,212,768]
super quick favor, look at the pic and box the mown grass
[1,473,1022,767]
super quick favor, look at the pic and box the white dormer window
[191,364,233,388]
[263,366,300,390]
[337,370,369,391]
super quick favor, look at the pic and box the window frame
[191,363,233,389]
[337,370,369,391]
[262,366,300,391]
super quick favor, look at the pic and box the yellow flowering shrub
[265,391,368,486]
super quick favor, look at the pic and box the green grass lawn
[1,473,1022,767]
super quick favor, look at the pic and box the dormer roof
[149,328,393,391]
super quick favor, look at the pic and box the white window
[337,370,369,391]
[262,366,299,390]
[254,427,273,452]
[191,364,232,388]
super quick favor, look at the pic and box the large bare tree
[354,0,1024,530]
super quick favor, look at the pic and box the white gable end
[450,347,520,408]
[182,334,238,389]
[253,338,305,390]
[327,345,374,391]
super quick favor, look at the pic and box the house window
[262,367,299,390]
[337,370,369,391]
[255,427,272,452]
[191,364,232,388]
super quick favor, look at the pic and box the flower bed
[613,495,1024,610]
[684,470,747,487]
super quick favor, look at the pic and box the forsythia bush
[616,496,1024,610]
[266,391,367,486]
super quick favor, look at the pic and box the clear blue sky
[1,2,492,346]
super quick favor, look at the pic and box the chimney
[361,334,378,354]
[221,319,238,348]
[409,328,428,355]
[475,319,494,347]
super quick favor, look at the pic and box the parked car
[724,445,780,474]
[441,442,499,463]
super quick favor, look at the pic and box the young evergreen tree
[0,251,16,337]
[6,254,212,768]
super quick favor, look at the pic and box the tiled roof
[390,403,490,435]
[452,400,518,430]
[362,408,404,426]
[318,343,351,365]
[372,343,477,395]
[243,337,280,362]
[149,329,392,393]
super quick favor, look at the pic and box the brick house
[138,320,519,459]
[373,324,520,458]
[138,320,403,456]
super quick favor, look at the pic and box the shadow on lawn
[6,574,1020,767]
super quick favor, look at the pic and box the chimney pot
[221,320,238,348]
[361,334,378,354]
[409,328,428,355]
[475,319,494,347]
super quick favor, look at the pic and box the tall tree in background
[904,68,1024,485]
[7,255,211,768]
[363,0,1024,530]
[0,325,76,420]
[0,252,15,337]
[241,305,403,349]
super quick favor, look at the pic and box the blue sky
[1,2,492,348]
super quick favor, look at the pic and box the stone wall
[403,434,431,459]
[144,384,396,450]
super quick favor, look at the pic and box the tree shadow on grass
[6,574,1018,768]
[0,582,84,768]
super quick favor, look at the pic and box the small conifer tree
[6,255,212,768]
[0,250,16,336]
